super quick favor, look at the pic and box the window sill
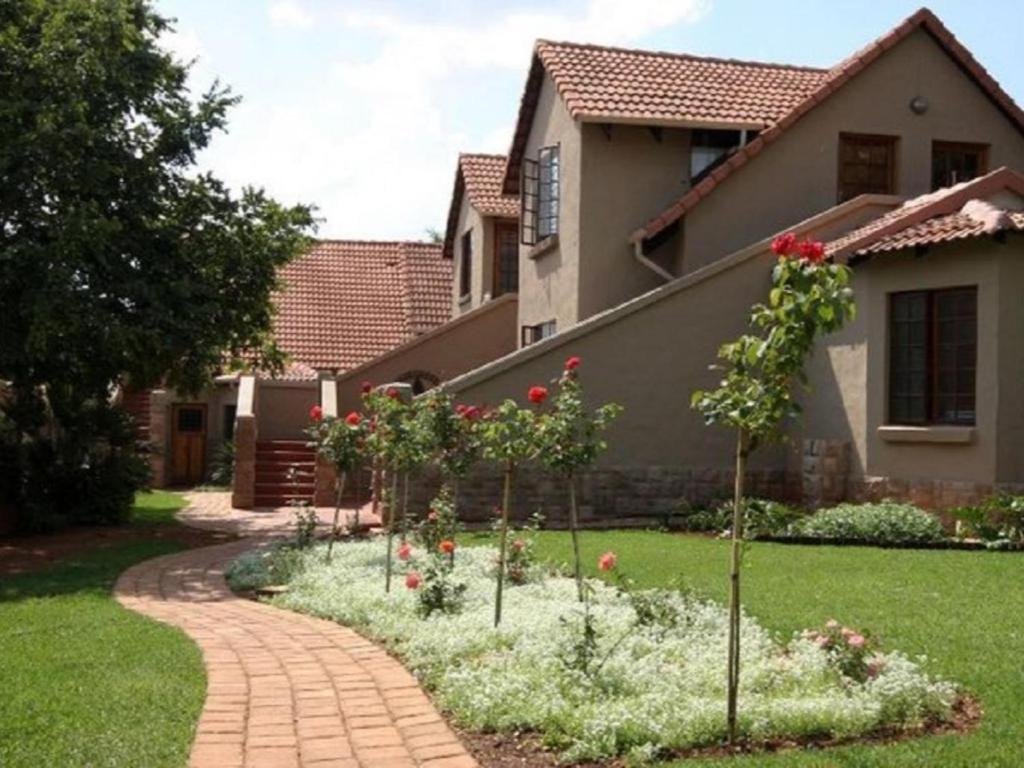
[458,294,472,306]
[528,234,559,260]
[877,425,975,444]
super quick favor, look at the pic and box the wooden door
[171,404,207,486]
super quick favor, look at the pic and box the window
[521,320,557,346]
[459,230,472,299]
[521,145,559,245]
[690,129,740,182]
[838,133,897,202]
[932,141,988,190]
[889,287,977,426]
[494,221,519,296]
[222,404,237,441]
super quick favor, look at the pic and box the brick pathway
[114,494,477,768]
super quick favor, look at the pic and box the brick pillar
[802,439,849,508]
[315,455,336,507]
[149,389,169,487]
[232,415,256,509]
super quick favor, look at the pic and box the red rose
[598,551,617,571]
[565,356,581,371]
[405,571,422,590]
[427,510,439,523]
[345,411,361,426]
[397,542,412,561]
[309,405,323,422]
[438,539,455,555]
[386,387,400,400]
[771,232,797,257]
[798,238,825,263]
[528,385,548,404]
[455,404,468,416]
[361,381,372,394]
[464,405,481,421]
[511,538,526,552]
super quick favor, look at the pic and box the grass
[0,491,206,768]
[465,529,1024,767]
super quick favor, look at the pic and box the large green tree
[0,0,315,526]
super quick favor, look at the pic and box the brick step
[254,469,315,484]
[256,440,312,451]
[256,449,315,460]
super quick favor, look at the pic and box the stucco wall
[257,382,317,440]
[677,29,1024,273]
[452,195,493,316]
[799,237,1024,490]
[335,295,519,413]
[577,123,689,318]
[517,73,583,336]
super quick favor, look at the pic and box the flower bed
[227,542,960,763]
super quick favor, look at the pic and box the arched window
[397,370,440,396]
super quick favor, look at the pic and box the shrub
[789,502,945,545]
[951,494,1024,546]
[207,440,235,486]
[673,497,805,539]
[226,546,306,591]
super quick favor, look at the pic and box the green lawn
[466,529,1024,767]
[0,492,206,768]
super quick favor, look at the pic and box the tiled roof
[270,240,451,377]
[824,167,1024,259]
[503,44,826,195]
[855,208,1024,255]
[633,8,1024,242]
[443,153,518,259]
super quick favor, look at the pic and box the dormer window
[690,130,752,184]
[521,145,560,244]
[932,141,988,190]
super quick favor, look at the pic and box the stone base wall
[848,476,1024,509]
[802,439,849,507]
[408,464,800,527]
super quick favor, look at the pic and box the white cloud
[198,0,710,239]
[160,26,204,65]
[268,0,313,29]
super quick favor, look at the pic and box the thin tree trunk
[726,427,747,744]
[568,473,584,602]
[353,463,362,530]
[449,476,459,567]
[494,459,513,627]
[385,466,399,593]
[400,471,410,543]
[370,458,381,525]
[326,470,346,562]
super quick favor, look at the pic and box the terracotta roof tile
[443,153,518,258]
[634,8,1024,242]
[504,44,826,194]
[824,167,1024,259]
[269,240,451,377]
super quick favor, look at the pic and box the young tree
[306,406,367,561]
[0,1,314,525]
[538,356,622,601]
[691,234,855,743]
[479,394,542,627]
[417,390,482,520]
[363,387,406,592]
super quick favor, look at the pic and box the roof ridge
[314,238,442,248]
[534,38,828,73]
[459,152,509,160]
[633,7,1024,243]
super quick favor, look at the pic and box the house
[387,8,1024,522]
[130,239,452,504]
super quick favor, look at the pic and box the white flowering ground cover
[227,542,959,763]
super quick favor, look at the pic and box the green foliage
[207,440,235,487]
[951,494,1024,545]
[415,486,461,553]
[674,497,806,538]
[692,254,856,445]
[292,503,319,549]
[537,368,622,478]
[788,501,945,545]
[477,398,541,465]
[306,412,367,476]
[226,546,308,591]
[416,390,481,480]
[409,553,468,618]
[0,0,314,527]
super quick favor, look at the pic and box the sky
[156,0,1024,241]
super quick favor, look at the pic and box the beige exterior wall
[517,73,583,337]
[676,29,1024,274]
[800,238,1024,489]
[452,195,494,316]
[335,295,518,412]
[257,381,318,440]
[577,123,689,318]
